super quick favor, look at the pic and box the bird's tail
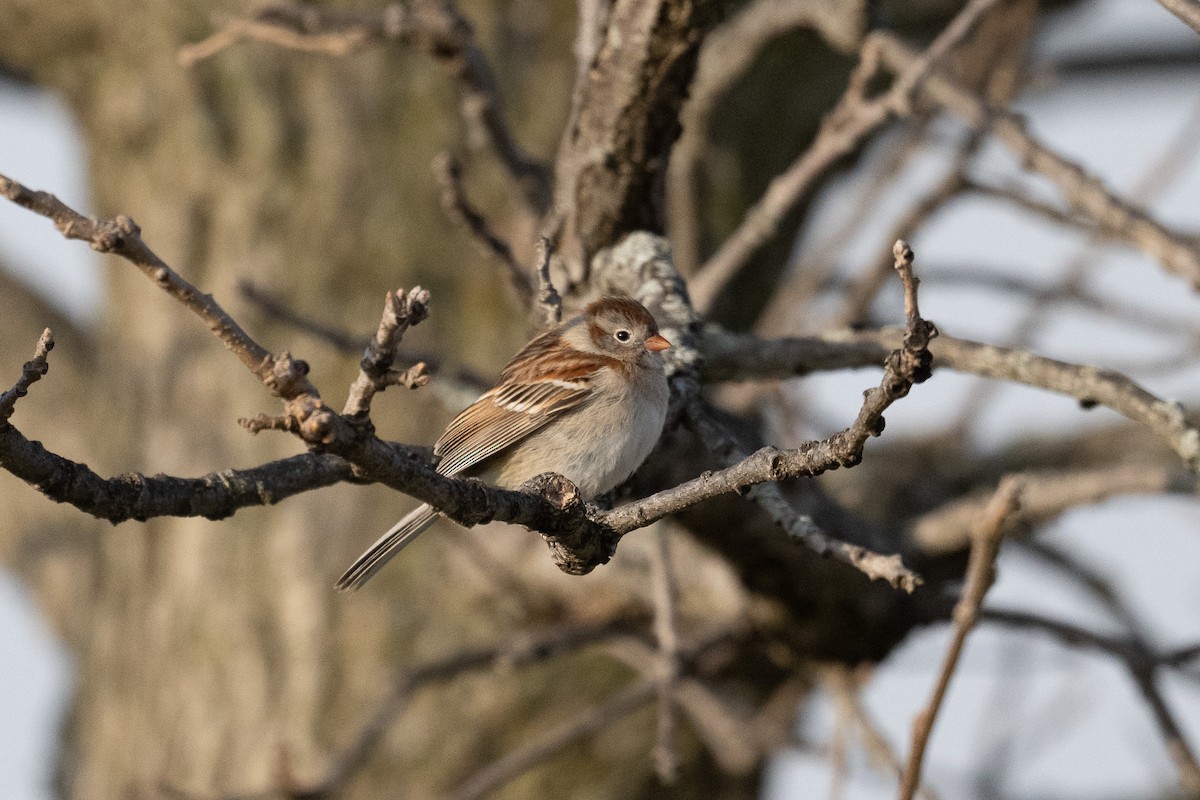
[335,504,441,591]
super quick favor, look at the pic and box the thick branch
[0,422,355,523]
[549,0,725,273]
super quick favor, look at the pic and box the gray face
[585,297,661,360]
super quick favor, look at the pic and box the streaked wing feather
[433,379,590,476]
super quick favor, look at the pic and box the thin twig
[432,153,529,301]
[822,667,942,800]
[687,403,922,591]
[650,524,681,783]
[320,617,644,796]
[912,463,1195,555]
[667,0,866,274]
[947,97,1200,437]
[897,476,1022,800]
[160,617,644,800]
[836,134,978,327]
[1157,0,1200,35]
[181,1,551,213]
[238,280,367,354]
[981,608,1200,795]
[873,32,1200,288]
[699,327,1200,472]
[688,0,1007,313]
[0,329,54,421]
[0,174,315,400]
[756,119,938,335]
[342,287,431,418]
[450,679,658,800]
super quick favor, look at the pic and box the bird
[336,296,671,590]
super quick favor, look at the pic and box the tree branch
[701,328,1200,471]
[981,608,1200,795]
[688,0,1007,313]
[1157,0,1200,36]
[180,1,551,213]
[0,174,317,400]
[898,476,1022,800]
[342,287,431,419]
[0,328,53,421]
[0,420,356,523]
[912,463,1197,555]
[432,153,529,301]
[873,32,1200,289]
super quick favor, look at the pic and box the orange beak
[644,334,671,352]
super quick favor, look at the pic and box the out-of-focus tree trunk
[0,0,992,797]
[0,2,634,797]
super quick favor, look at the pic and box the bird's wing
[433,377,593,477]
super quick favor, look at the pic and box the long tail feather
[336,504,440,591]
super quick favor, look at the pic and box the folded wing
[433,378,592,477]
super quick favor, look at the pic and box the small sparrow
[337,296,671,590]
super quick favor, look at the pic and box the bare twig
[321,617,643,796]
[0,328,54,422]
[238,280,367,354]
[912,463,1196,555]
[755,119,938,335]
[836,134,978,327]
[432,153,528,301]
[667,0,866,274]
[687,403,922,591]
[700,328,1200,472]
[1157,0,1200,35]
[981,608,1200,795]
[947,97,1200,437]
[822,667,941,800]
[161,617,644,800]
[898,476,1022,800]
[181,1,551,213]
[873,33,1200,289]
[450,623,752,800]
[686,49,891,313]
[450,679,658,800]
[342,288,431,418]
[688,0,1007,313]
[0,174,315,400]
[177,5,401,63]
[650,525,681,783]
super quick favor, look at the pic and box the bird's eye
[614,329,631,343]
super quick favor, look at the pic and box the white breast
[493,363,669,498]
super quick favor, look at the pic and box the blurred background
[2,0,1200,798]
